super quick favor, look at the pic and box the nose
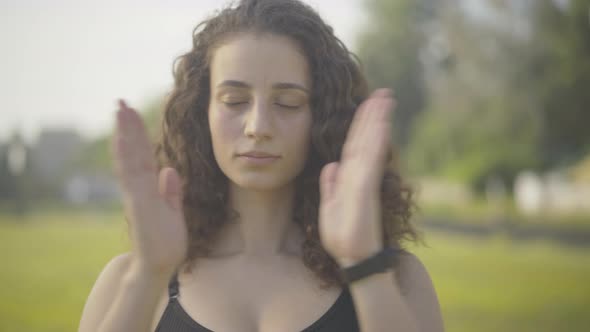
[244,101,273,141]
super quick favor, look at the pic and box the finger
[338,93,394,188]
[342,89,392,161]
[360,89,393,142]
[360,90,392,139]
[319,162,339,204]
[116,100,153,166]
[158,167,184,211]
[342,96,374,160]
[113,100,157,190]
[376,98,394,159]
[364,97,394,180]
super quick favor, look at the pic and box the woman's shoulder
[395,250,427,290]
[82,252,134,297]
[393,250,445,331]
[94,252,135,284]
[89,252,134,294]
[105,252,134,272]
[79,252,172,331]
[79,253,133,331]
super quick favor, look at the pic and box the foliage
[358,0,590,188]
[526,0,590,167]
[70,136,113,172]
[407,98,539,191]
[356,0,436,147]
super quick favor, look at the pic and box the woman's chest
[155,257,345,332]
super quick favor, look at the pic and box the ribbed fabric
[154,273,360,332]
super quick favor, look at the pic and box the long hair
[155,0,423,289]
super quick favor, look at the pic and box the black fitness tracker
[340,247,401,284]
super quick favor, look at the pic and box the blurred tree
[526,0,590,168]
[405,0,590,190]
[0,133,35,213]
[0,143,18,205]
[71,136,112,172]
[405,0,541,190]
[408,98,539,192]
[356,0,437,148]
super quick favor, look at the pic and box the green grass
[0,211,129,332]
[1,211,589,331]
[418,199,590,231]
[408,233,590,332]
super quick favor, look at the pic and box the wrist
[125,258,175,286]
[336,245,383,269]
[338,246,400,285]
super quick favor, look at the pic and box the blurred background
[1,0,589,331]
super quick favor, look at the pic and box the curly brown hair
[155,0,423,289]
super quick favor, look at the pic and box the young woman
[79,0,444,331]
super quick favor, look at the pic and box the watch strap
[340,247,400,284]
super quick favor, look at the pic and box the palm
[112,100,188,275]
[318,89,394,266]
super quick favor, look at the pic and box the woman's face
[208,33,312,191]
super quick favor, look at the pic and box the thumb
[319,162,339,204]
[158,167,183,211]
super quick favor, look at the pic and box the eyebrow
[216,80,310,94]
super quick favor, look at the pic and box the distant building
[30,129,83,183]
[515,169,590,216]
[64,173,120,205]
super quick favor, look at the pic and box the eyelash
[223,102,300,110]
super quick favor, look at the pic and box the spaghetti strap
[168,272,179,300]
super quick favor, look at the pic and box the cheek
[210,109,242,145]
[287,116,312,154]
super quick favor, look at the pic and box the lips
[238,151,279,158]
[238,152,280,166]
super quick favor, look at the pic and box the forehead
[210,33,311,89]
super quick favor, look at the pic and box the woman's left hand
[318,89,395,268]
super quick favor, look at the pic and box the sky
[0,0,365,144]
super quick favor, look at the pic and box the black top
[154,273,360,332]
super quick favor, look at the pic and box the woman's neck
[210,182,304,259]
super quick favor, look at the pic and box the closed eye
[223,101,301,110]
[223,101,248,106]
[276,103,301,110]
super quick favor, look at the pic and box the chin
[230,172,295,192]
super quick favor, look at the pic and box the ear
[158,167,183,211]
[319,162,340,204]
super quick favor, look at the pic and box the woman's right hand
[112,99,188,279]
